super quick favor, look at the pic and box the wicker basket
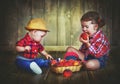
[51,64,82,74]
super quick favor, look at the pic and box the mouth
[86,32,89,35]
[83,31,89,34]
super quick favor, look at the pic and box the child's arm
[41,50,53,59]
[16,46,31,52]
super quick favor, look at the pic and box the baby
[15,18,53,74]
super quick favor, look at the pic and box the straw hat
[25,18,49,32]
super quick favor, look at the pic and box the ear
[32,30,37,34]
[30,30,37,36]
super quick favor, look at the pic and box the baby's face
[32,30,47,42]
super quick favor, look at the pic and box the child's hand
[24,46,31,51]
[80,37,91,47]
[41,50,54,60]
[80,36,89,44]
[79,32,89,43]
[45,54,54,60]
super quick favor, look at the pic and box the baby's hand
[24,46,31,51]
[45,54,54,60]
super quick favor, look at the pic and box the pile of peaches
[50,59,81,67]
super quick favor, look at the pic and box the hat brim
[25,27,50,32]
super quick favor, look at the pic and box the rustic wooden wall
[0,0,113,52]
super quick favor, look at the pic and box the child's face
[81,20,98,36]
[32,30,47,42]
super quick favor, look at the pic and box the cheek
[33,35,42,42]
[36,37,42,42]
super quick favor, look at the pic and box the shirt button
[34,50,37,52]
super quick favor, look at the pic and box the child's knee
[66,47,74,52]
[85,61,100,70]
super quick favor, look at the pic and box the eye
[81,25,83,28]
[41,34,46,38]
[41,36,44,38]
[86,25,89,28]
[83,24,88,28]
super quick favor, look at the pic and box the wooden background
[0,0,114,51]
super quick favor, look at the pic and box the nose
[82,27,86,32]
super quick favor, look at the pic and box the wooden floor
[0,49,120,84]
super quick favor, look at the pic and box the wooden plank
[44,69,90,84]
[45,46,80,51]
[31,0,45,18]
[84,0,97,12]
[44,0,58,46]
[70,71,90,84]
[57,0,71,46]
[17,0,32,40]
[70,0,82,46]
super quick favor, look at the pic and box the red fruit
[73,60,80,66]
[63,69,72,78]
[67,61,73,66]
[80,33,88,40]
[64,61,69,66]
[57,62,64,67]
[51,60,57,66]
[68,59,75,64]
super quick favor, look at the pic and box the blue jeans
[15,56,50,73]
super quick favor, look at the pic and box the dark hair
[80,11,105,28]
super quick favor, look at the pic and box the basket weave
[51,64,82,74]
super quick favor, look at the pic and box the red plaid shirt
[16,33,44,59]
[80,30,110,58]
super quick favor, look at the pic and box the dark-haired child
[64,11,110,70]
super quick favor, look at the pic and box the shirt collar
[25,33,34,42]
[90,30,102,39]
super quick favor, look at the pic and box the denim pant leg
[34,58,50,68]
[15,56,34,72]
